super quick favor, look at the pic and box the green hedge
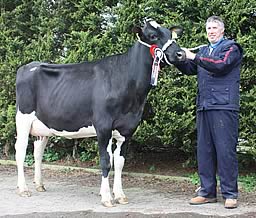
[0,0,255,163]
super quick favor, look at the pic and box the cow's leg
[107,137,113,168]
[15,111,34,197]
[34,136,48,192]
[113,131,128,204]
[97,129,114,207]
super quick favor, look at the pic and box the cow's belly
[31,119,97,139]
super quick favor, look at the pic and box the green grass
[238,173,256,192]
[189,172,200,185]
[188,172,256,193]
[24,153,34,166]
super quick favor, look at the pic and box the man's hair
[206,16,225,30]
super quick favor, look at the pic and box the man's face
[206,21,224,44]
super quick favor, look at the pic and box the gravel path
[0,162,255,217]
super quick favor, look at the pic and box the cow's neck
[127,42,154,94]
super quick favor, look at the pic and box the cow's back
[16,62,96,131]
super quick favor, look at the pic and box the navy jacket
[176,39,243,111]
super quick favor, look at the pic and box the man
[174,16,243,208]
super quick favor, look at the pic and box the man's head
[206,16,225,44]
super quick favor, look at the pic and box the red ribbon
[150,44,158,57]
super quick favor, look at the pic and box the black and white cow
[15,20,185,207]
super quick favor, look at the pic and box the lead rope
[187,44,208,51]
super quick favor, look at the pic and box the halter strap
[136,34,175,66]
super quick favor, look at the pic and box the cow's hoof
[36,185,46,192]
[115,197,128,204]
[101,200,116,208]
[17,190,32,197]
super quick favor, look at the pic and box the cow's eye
[149,34,158,41]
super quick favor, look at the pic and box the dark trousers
[196,110,239,199]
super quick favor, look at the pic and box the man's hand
[182,48,196,60]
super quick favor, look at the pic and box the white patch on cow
[100,176,113,204]
[30,119,53,137]
[30,116,97,139]
[150,20,160,29]
[107,138,113,168]
[100,130,126,204]
[30,67,37,71]
[112,130,126,200]
[34,137,48,190]
[15,110,37,194]
[50,126,97,139]
[30,115,124,141]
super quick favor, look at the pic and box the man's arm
[193,44,242,74]
[174,59,198,75]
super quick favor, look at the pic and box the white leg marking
[112,131,128,204]
[100,176,114,207]
[107,138,113,168]
[15,110,36,196]
[34,136,48,192]
[100,138,114,207]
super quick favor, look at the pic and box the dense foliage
[0,0,255,164]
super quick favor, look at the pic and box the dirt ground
[0,156,256,217]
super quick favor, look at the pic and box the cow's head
[133,20,186,64]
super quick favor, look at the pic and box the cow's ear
[170,26,183,39]
[132,26,142,34]
[132,26,143,37]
